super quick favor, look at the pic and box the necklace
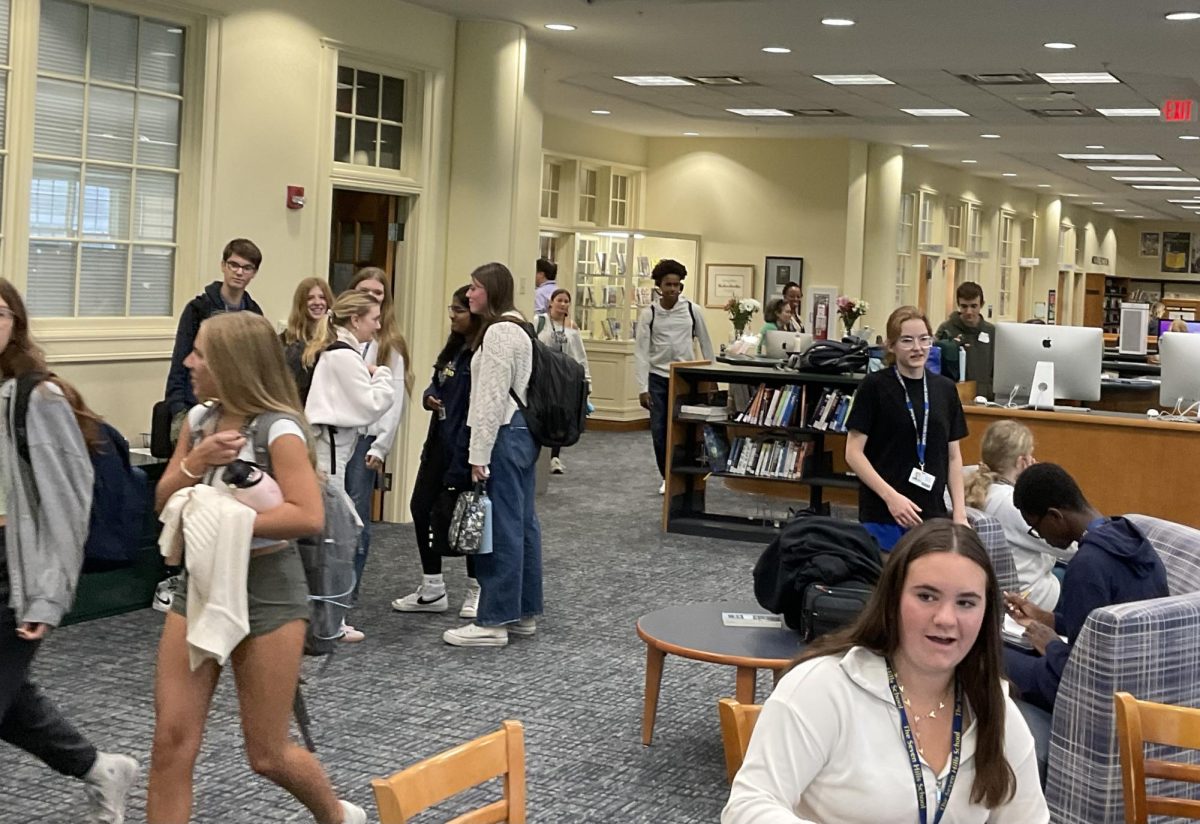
[898,681,953,757]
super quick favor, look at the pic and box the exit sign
[1163,99,1197,122]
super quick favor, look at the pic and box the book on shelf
[723,436,811,480]
[808,388,856,433]
[602,285,619,306]
[734,383,807,427]
[680,404,729,421]
[637,255,651,278]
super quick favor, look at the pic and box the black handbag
[799,582,874,641]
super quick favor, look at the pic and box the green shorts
[171,544,309,637]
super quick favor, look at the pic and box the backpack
[287,340,357,406]
[10,373,150,568]
[797,582,875,641]
[507,323,588,449]
[787,338,869,374]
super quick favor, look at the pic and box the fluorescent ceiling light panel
[980,134,1001,139]
[1060,153,1163,161]
[614,75,694,86]
[590,109,611,115]
[1038,184,1052,187]
[1132,185,1200,190]
[1086,165,1183,172]
[1181,135,1200,140]
[726,108,794,117]
[762,46,791,54]
[683,131,700,136]
[1167,199,1200,202]
[1113,176,1200,182]
[821,17,855,26]
[911,143,930,148]
[1166,11,1200,20]
[1036,72,1120,84]
[1044,42,1076,49]
[901,108,970,117]
[544,23,576,31]
[1002,172,1018,177]
[1097,108,1162,117]
[961,160,978,164]
[1086,145,1105,149]
[814,73,894,85]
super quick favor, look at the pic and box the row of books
[724,437,813,479]
[731,383,807,427]
[809,389,855,433]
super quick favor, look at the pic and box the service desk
[960,406,1199,528]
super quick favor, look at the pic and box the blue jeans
[648,373,670,478]
[474,411,543,626]
[344,434,378,598]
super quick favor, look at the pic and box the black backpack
[287,340,357,406]
[508,323,588,448]
[787,338,869,374]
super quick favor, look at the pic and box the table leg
[642,645,666,746]
[735,666,757,704]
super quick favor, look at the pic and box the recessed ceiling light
[1036,72,1120,84]
[1181,135,1200,140]
[614,75,694,86]
[590,109,611,115]
[813,73,894,85]
[683,131,700,136]
[1086,165,1183,172]
[1038,184,1052,188]
[1113,176,1200,182]
[726,108,794,117]
[544,23,576,31]
[1166,11,1200,20]
[1044,42,1076,49]
[1002,172,1018,177]
[911,143,930,148]
[1112,209,1126,212]
[762,46,791,54]
[1092,202,1104,205]
[901,108,970,117]
[1168,198,1200,202]
[980,134,1001,139]
[961,159,978,164]
[1132,185,1200,190]
[1060,153,1163,161]
[1097,108,1162,117]
[821,17,856,26]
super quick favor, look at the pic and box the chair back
[1125,515,1200,595]
[371,720,526,824]
[1116,692,1200,823]
[718,698,762,782]
[966,507,1019,593]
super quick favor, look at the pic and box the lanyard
[886,661,963,824]
[895,367,930,469]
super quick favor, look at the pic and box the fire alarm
[286,185,305,209]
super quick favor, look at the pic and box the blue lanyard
[886,661,963,824]
[895,367,930,469]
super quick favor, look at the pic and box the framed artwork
[1162,231,1191,274]
[704,263,755,308]
[1139,232,1160,258]
[763,256,804,305]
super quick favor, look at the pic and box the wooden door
[1082,273,1105,327]
[330,189,398,293]
[918,255,933,316]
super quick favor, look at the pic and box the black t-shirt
[846,367,968,524]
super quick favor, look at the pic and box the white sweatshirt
[468,313,532,467]
[723,646,1048,824]
[634,297,714,392]
[305,327,395,476]
[535,314,592,388]
[361,339,407,462]
[983,482,1070,610]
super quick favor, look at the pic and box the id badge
[908,467,935,491]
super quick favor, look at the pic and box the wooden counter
[961,406,1200,528]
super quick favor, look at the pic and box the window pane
[82,166,130,239]
[38,0,87,76]
[334,116,350,163]
[381,75,404,122]
[89,7,136,84]
[30,161,80,237]
[27,240,77,316]
[34,78,83,156]
[130,245,173,315]
[0,0,10,64]
[86,86,135,163]
[379,123,401,169]
[356,71,379,117]
[0,70,7,148]
[353,118,376,165]
[136,94,180,167]
[138,20,183,94]
[134,170,176,241]
[78,242,127,316]
[336,66,353,114]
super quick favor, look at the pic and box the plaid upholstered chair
[965,506,1019,592]
[1043,515,1200,824]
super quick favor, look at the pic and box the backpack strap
[648,304,655,338]
[507,322,538,414]
[241,410,298,477]
[313,340,357,474]
[10,371,50,466]
[536,315,546,336]
[688,301,698,339]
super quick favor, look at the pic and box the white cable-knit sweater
[468,313,532,467]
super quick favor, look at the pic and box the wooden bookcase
[662,361,864,543]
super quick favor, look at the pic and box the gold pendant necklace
[899,684,949,756]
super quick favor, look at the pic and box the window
[578,166,597,224]
[540,159,561,220]
[576,236,597,277]
[945,202,963,251]
[0,0,10,256]
[28,0,183,317]
[1058,226,1072,267]
[610,172,630,227]
[964,203,983,282]
[334,64,405,170]
[998,213,1014,317]
[918,191,936,246]
[896,193,915,305]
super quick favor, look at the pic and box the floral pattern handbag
[448,481,493,555]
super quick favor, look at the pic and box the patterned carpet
[0,429,808,823]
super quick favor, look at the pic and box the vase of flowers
[724,297,761,339]
[836,296,869,337]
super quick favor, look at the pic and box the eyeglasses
[1026,513,1045,541]
[897,335,934,349]
[224,260,257,274]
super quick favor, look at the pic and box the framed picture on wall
[1139,232,1160,258]
[704,263,756,308]
[763,256,804,306]
[1162,231,1191,274]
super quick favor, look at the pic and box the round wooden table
[636,599,805,745]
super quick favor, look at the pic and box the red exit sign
[1163,99,1197,122]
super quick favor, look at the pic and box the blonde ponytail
[964,420,1035,510]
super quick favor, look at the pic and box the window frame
[577,164,598,225]
[540,157,561,221]
[998,211,1014,319]
[330,54,423,188]
[896,192,915,305]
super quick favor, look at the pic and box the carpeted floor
[0,429,810,823]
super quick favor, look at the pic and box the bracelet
[179,456,203,480]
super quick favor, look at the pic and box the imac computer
[993,322,1103,407]
[1159,318,1200,335]
[1159,332,1200,408]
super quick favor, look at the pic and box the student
[846,306,968,550]
[280,277,334,380]
[1003,463,1168,713]
[936,281,995,399]
[163,239,264,439]
[964,421,1069,611]
[394,286,480,617]
[533,257,559,315]
[443,262,543,647]
[757,297,797,354]
[634,259,714,494]
[782,281,806,332]
[724,520,1049,823]
[536,288,591,474]
[1169,317,1189,334]
[345,268,412,600]
[0,279,139,824]
[147,312,366,824]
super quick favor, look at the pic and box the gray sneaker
[83,752,139,824]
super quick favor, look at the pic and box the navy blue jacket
[1010,516,1169,710]
[164,282,263,415]
[420,346,472,489]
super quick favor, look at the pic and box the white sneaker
[658,480,666,495]
[83,752,138,824]
[392,586,448,613]
[339,620,365,643]
[550,456,565,474]
[508,617,537,637]
[340,800,367,824]
[459,585,481,619]
[152,575,182,613]
[443,623,508,647]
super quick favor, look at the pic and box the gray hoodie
[634,298,714,392]
[0,379,94,626]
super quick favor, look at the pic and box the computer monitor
[1159,332,1200,407]
[1158,318,1200,335]
[993,322,1103,403]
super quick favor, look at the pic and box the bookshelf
[664,361,864,543]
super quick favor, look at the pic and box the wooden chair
[718,698,762,783]
[1115,692,1200,823]
[371,720,526,824]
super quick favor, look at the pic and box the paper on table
[722,612,783,629]
[1003,613,1068,648]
